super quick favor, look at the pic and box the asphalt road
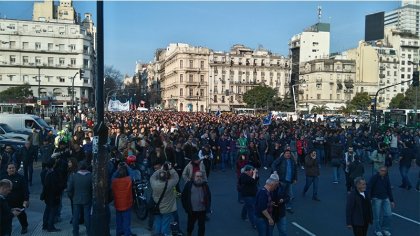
[11,162,420,236]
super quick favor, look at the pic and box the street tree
[349,92,371,110]
[388,93,405,108]
[271,97,294,111]
[104,65,123,100]
[0,83,33,102]
[388,86,420,109]
[243,86,276,108]
[337,105,355,116]
[311,105,329,114]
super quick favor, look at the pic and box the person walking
[0,179,22,236]
[16,141,37,186]
[150,162,179,235]
[40,159,62,232]
[238,165,258,228]
[367,166,395,236]
[181,171,211,236]
[302,150,321,201]
[346,177,373,236]
[398,142,414,190]
[255,174,279,236]
[271,180,290,236]
[182,155,207,183]
[344,147,358,192]
[67,161,92,236]
[369,143,387,174]
[111,163,136,236]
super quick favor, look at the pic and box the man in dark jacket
[271,150,297,213]
[0,179,22,236]
[398,142,414,190]
[0,146,16,176]
[367,166,394,236]
[1,163,29,234]
[16,141,37,186]
[40,159,62,232]
[271,180,290,236]
[346,177,373,236]
[181,171,211,236]
[67,161,92,236]
[39,139,54,170]
[302,150,321,201]
[238,165,258,228]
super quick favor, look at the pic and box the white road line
[392,213,420,225]
[292,222,316,236]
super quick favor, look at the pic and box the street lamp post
[292,84,299,112]
[408,61,419,127]
[37,67,41,116]
[71,71,80,131]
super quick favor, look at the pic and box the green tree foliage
[350,92,371,110]
[311,105,329,114]
[337,105,355,116]
[388,86,420,109]
[271,97,294,111]
[243,86,276,108]
[0,83,33,102]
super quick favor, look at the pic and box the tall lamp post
[37,67,41,116]
[408,60,419,127]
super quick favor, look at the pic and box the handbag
[152,180,168,215]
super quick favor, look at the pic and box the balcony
[185,95,199,100]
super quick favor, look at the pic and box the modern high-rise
[385,1,420,38]
[0,0,96,111]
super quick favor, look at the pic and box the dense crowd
[0,110,419,236]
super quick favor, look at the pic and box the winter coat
[112,176,133,211]
[181,181,211,214]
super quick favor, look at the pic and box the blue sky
[0,1,400,75]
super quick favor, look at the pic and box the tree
[243,86,276,108]
[350,92,371,111]
[104,65,123,100]
[388,86,420,109]
[337,105,355,116]
[0,83,33,102]
[271,97,294,111]
[311,105,329,114]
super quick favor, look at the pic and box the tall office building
[385,1,420,38]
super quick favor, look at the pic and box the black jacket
[1,173,29,206]
[271,183,290,222]
[238,173,258,197]
[271,156,298,183]
[181,181,211,214]
[346,190,373,226]
[0,194,13,236]
[41,169,63,206]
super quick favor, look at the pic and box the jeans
[153,212,174,235]
[116,208,132,236]
[399,165,412,188]
[221,152,229,170]
[271,217,287,236]
[23,162,34,185]
[372,198,392,233]
[282,182,293,209]
[303,176,319,198]
[43,204,58,230]
[256,217,273,236]
[390,148,399,161]
[72,204,91,236]
[332,166,341,182]
[229,150,238,168]
[259,150,267,167]
[241,196,256,226]
[187,211,206,236]
[316,148,325,165]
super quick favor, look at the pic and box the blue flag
[215,110,222,117]
[262,112,272,126]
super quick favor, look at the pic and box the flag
[262,112,272,126]
[215,110,221,117]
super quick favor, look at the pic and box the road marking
[393,213,420,225]
[292,222,316,236]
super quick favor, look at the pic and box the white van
[0,114,55,134]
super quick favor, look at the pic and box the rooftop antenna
[317,5,322,23]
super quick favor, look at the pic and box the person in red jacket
[112,163,136,236]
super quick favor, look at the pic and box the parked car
[346,115,358,123]
[0,135,25,151]
[0,123,30,141]
[357,115,370,123]
[0,114,55,134]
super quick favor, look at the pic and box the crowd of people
[0,110,419,236]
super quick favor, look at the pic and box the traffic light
[79,69,85,78]
[371,104,375,112]
[413,71,419,87]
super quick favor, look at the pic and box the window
[214,95,217,102]
[189,88,193,96]
[330,94,332,100]
[58,77,65,83]
[35,42,41,50]
[69,44,76,51]
[22,42,28,49]
[48,43,53,51]
[189,74,193,82]
[180,74,183,83]
[200,89,204,97]
[70,58,76,66]
[9,55,16,64]
[83,46,89,54]
[200,61,204,69]
[337,94,341,100]
[9,41,15,48]
[401,74,405,79]
[180,88,183,96]
[35,57,41,65]
[83,59,89,68]
[180,60,183,68]
[22,56,28,64]
[48,57,54,66]
[222,96,225,103]
[22,75,28,82]
[59,58,65,65]
[53,88,62,96]
[200,75,204,83]
[189,60,193,68]
[317,94,321,100]
[9,75,14,81]
[45,76,52,82]
[59,44,64,51]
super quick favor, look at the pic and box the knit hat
[269,173,280,182]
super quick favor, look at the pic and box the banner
[108,99,130,112]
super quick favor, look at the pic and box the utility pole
[37,67,41,116]
[91,1,110,236]
[71,70,80,131]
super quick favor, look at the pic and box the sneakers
[375,232,383,236]
[383,230,391,236]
